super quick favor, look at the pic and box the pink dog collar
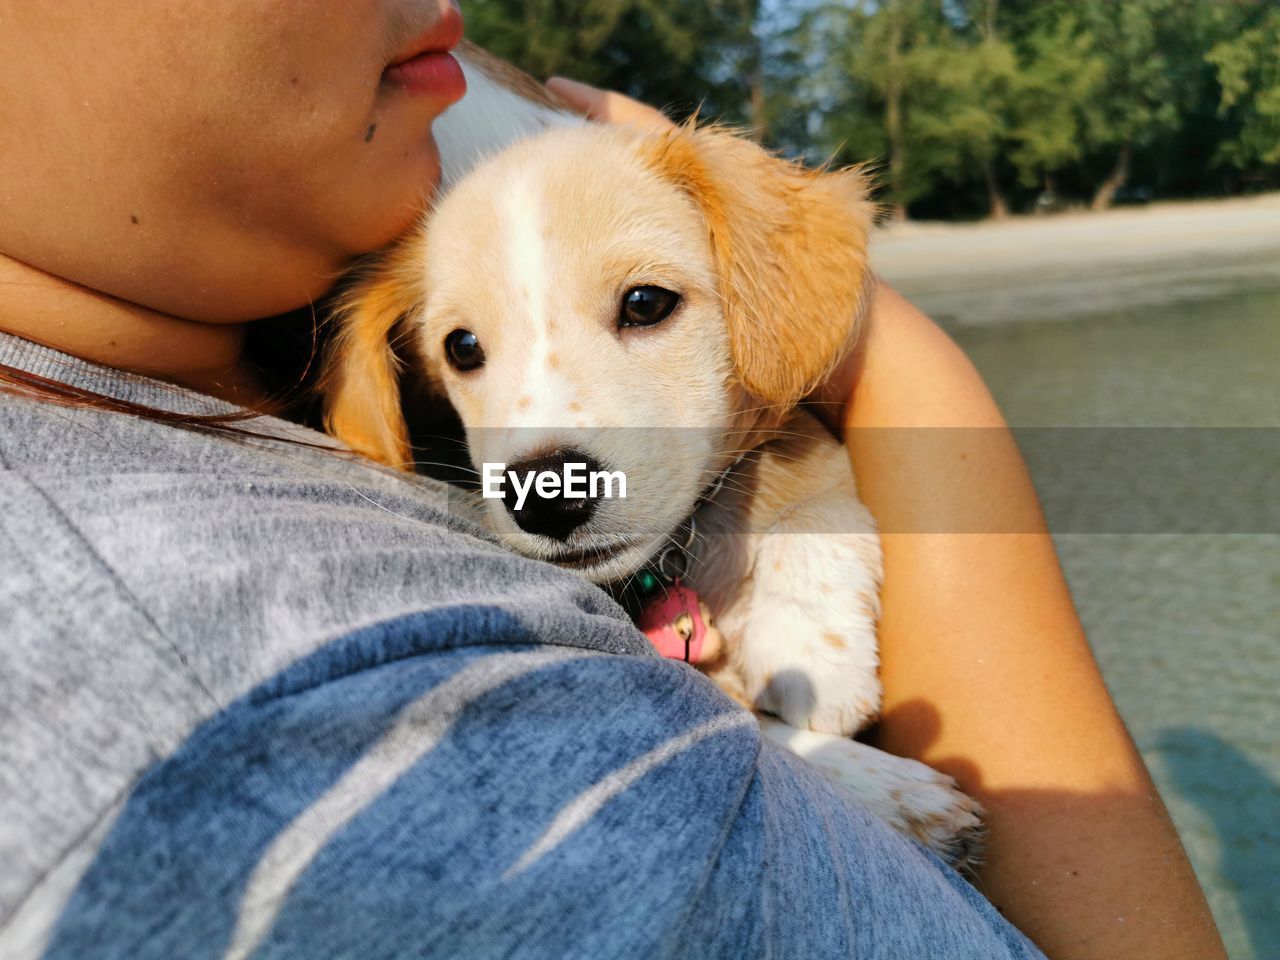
[636,582,720,663]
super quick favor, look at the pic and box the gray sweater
[0,332,1042,959]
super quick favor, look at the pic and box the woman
[0,2,1223,958]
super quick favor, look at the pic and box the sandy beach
[871,192,1280,328]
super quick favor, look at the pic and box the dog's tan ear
[642,125,874,410]
[322,238,425,470]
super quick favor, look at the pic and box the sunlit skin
[0,6,1225,957]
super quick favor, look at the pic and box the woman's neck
[0,251,266,405]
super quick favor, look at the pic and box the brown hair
[0,360,263,431]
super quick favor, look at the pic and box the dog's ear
[641,124,874,410]
[321,238,425,470]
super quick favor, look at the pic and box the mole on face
[364,123,377,143]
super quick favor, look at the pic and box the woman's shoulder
[0,332,474,538]
[0,336,664,957]
[0,331,648,702]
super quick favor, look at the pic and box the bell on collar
[636,581,724,664]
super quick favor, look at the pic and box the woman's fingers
[545,77,675,132]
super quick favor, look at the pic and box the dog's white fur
[323,44,984,867]
[434,47,582,189]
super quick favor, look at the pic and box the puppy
[323,47,983,867]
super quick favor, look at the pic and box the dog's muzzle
[502,448,602,541]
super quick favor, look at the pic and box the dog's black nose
[503,449,602,541]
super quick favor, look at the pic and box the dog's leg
[758,717,986,871]
[693,411,883,737]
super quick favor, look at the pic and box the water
[876,210,1280,960]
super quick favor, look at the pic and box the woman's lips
[382,3,466,102]
[383,50,466,102]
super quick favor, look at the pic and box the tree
[796,0,1108,220]
[463,0,763,127]
[464,0,1276,219]
[899,34,1018,217]
[1003,15,1106,196]
[763,0,885,164]
[1207,6,1280,171]
[1073,0,1196,209]
[794,0,1011,219]
[969,0,1016,219]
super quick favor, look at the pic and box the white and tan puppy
[323,45,983,867]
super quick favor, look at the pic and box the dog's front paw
[759,718,986,871]
[862,764,987,873]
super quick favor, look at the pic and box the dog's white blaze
[499,173,581,434]
[504,170,548,344]
[505,174,552,417]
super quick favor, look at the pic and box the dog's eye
[619,286,680,328]
[444,329,485,371]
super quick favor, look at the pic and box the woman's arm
[546,77,1225,957]
[812,283,1225,959]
